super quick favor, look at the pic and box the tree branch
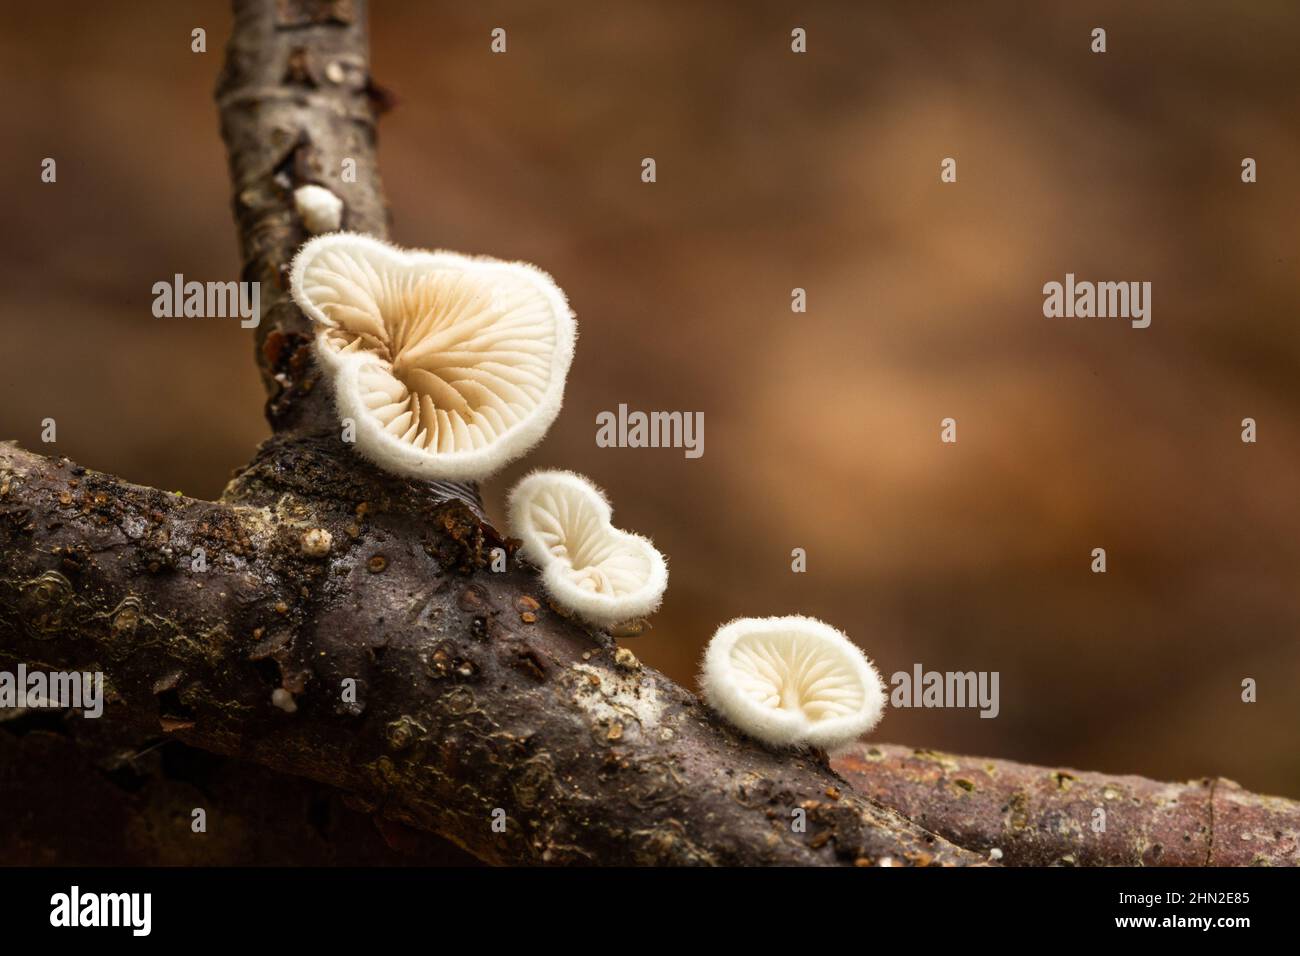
[0,443,980,865]
[216,0,388,432]
[3,439,1294,864]
[833,745,1300,866]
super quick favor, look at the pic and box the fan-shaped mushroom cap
[508,470,668,628]
[290,233,576,481]
[700,615,885,750]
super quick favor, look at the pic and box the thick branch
[4,443,1294,865]
[833,745,1300,866]
[0,443,980,865]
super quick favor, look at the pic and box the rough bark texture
[834,745,1300,867]
[0,0,1295,868]
[216,0,387,433]
[0,443,976,866]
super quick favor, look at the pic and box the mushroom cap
[508,470,668,628]
[700,615,885,751]
[290,233,576,481]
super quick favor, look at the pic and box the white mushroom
[700,615,885,751]
[293,184,344,233]
[507,470,667,628]
[290,233,576,481]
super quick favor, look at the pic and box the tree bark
[834,745,1299,867]
[0,443,977,866]
[0,0,1294,868]
[216,0,388,433]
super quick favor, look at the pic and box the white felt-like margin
[289,233,577,482]
[700,615,885,751]
[507,470,668,628]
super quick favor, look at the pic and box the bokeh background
[2,2,1297,797]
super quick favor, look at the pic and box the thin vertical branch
[216,0,387,432]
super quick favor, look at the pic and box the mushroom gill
[508,470,668,628]
[701,616,885,750]
[290,233,575,480]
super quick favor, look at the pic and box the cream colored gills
[507,470,669,628]
[289,233,576,481]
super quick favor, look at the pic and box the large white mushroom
[700,615,885,751]
[507,470,667,629]
[290,233,576,481]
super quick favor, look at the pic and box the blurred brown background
[2,2,1296,796]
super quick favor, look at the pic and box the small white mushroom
[290,233,576,481]
[293,184,344,233]
[507,470,667,628]
[271,688,298,713]
[700,615,885,751]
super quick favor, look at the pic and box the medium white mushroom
[700,615,885,751]
[290,233,576,481]
[507,470,667,628]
